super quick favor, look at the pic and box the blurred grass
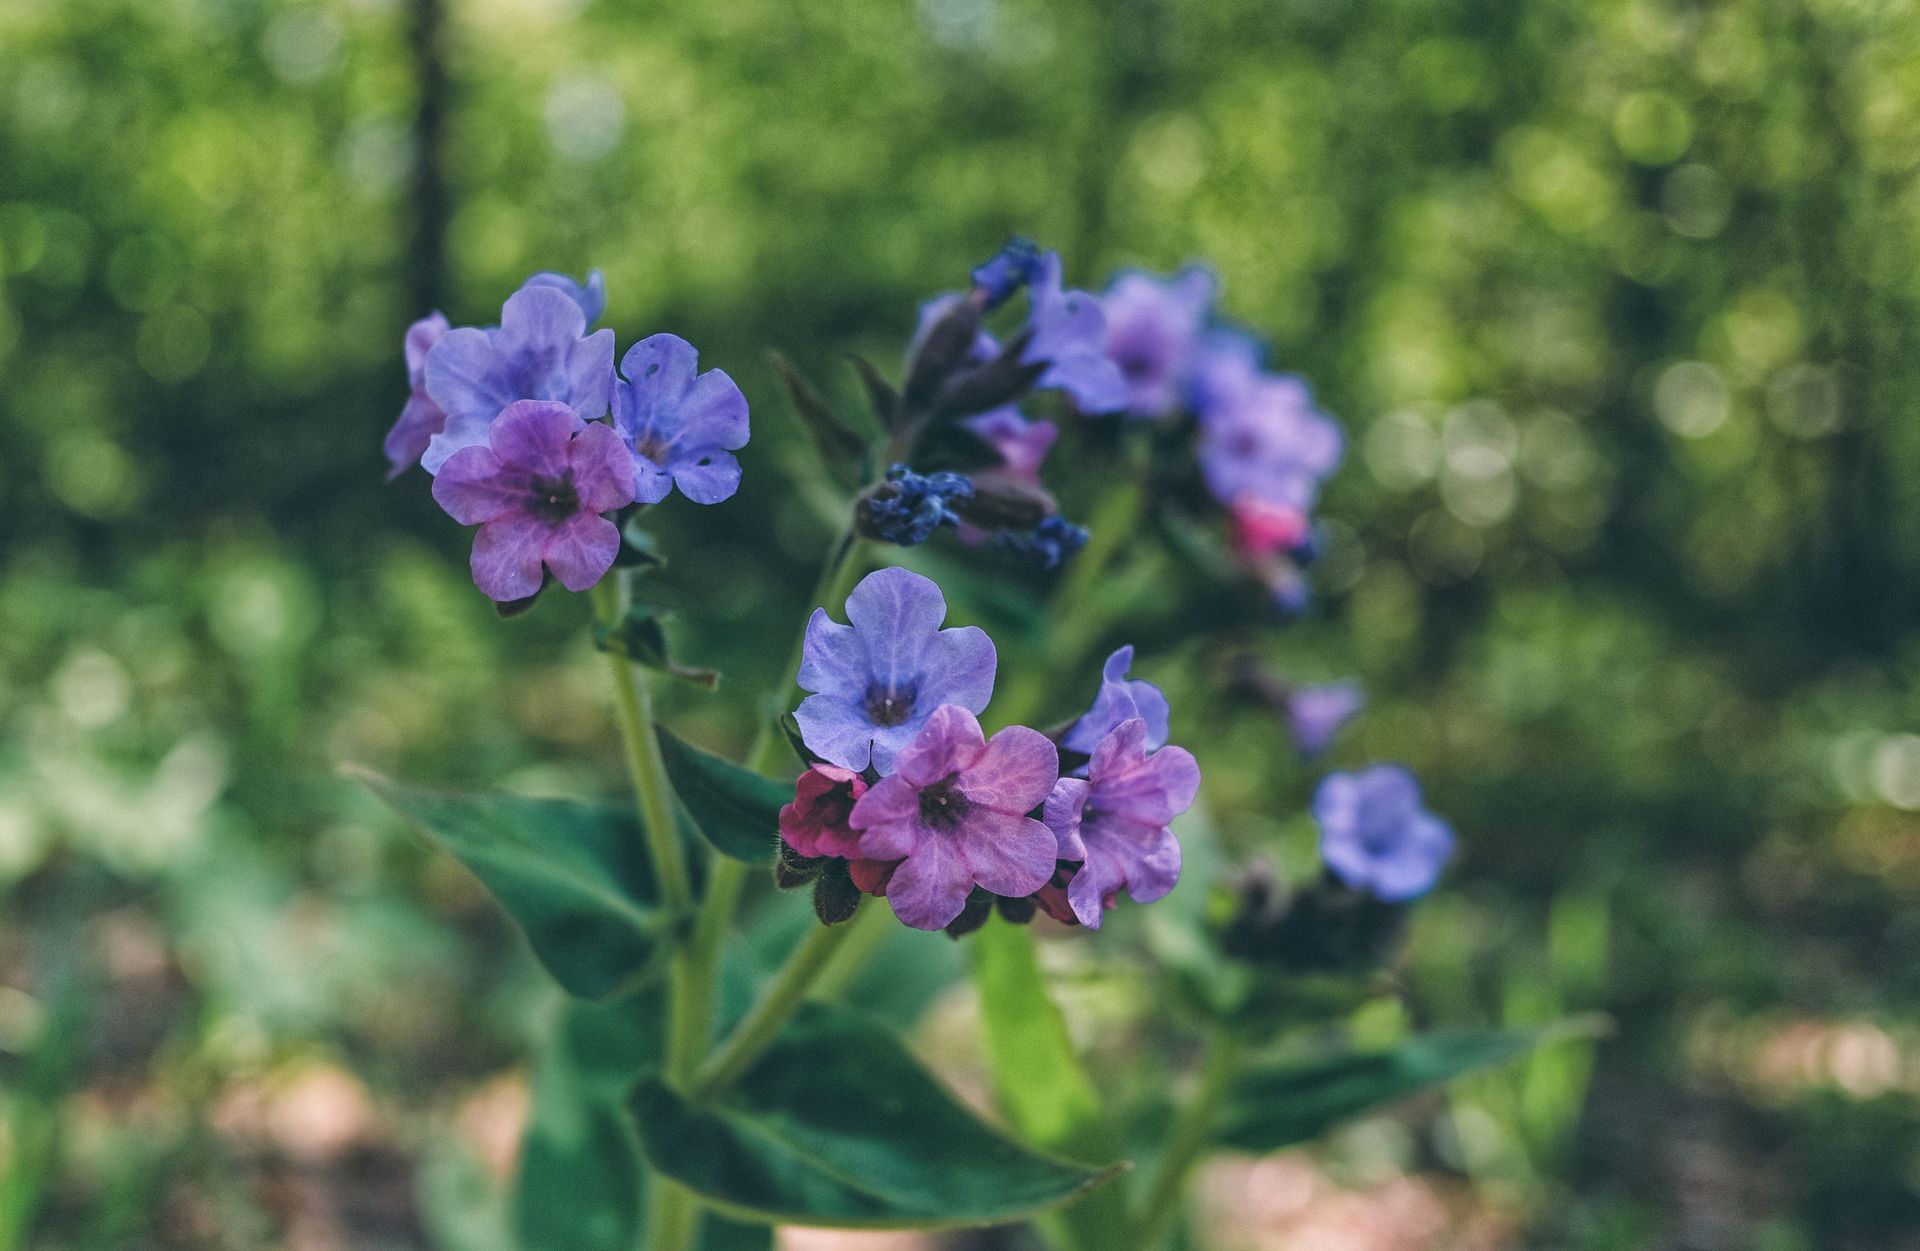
[4,0,1920,1247]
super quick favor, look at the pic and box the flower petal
[962,725,1059,815]
[470,514,549,602]
[848,775,923,859]
[666,448,743,505]
[431,446,518,524]
[489,400,582,477]
[798,610,869,699]
[1043,777,1088,861]
[385,391,447,479]
[914,624,996,717]
[892,705,987,789]
[883,836,976,931]
[569,421,638,512]
[498,284,588,353]
[793,693,880,772]
[843,566,946,697]
[541,513,620,593]
[956,810,1056,899]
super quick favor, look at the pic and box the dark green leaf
[1212,1022,1603,1153]
[846,354,900,430]
[616,514,667,569]
[655,727,788,864]
[594,604,720,690]
[629,1002,1118,1229]
[355,772,676,998]
[516,995,773,1251]
[773,353,872,484]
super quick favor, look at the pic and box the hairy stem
[1130,1028,1243,1251]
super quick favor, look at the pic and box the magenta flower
[1287,682,1363,755]
[795,567,996,774]
[1042,718,1200,929]
[430,400,635,602]
[382,312,451,478]
[1062,646,1171,757]
[421,285,615,475]
[1314,765,1455,902]
[612,334,750,505]
[849,705,1061,930]
[1228,496,1311,559]
[1100,266,1215,418]
[778,764,868,860]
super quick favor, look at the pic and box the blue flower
[1020,251,1127,414]
[795,567,997,773]
[858,465,975,547]
[994,514,1088,570]
[971,238,1043,310]
[1313,765,1455,902]
[1099,266,1216,418]
[612,334,750,505]
[520,269,606,326]
[421,285,615,475]
[1063,645,1171,757]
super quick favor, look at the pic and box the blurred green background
[4,0,1920,1247]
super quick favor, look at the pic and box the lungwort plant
[360,244,1593,1249]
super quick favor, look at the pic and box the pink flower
[1229,495,1311,559]
[778,765,869,860]
[430,400,635,602]
[849,705,1061,930]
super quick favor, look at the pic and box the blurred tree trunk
[406,0,451,315]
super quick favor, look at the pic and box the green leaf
[517,995,773,1251]
[846,354,900,430]
[1212,1022,1603,1153]
[629,1002,1119,1229]
[655,727,788,864]
[355,772,676,999]
[972,916,1130,1251]
[772,352,872,485]
[594,602,720,689]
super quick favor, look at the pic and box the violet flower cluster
[383,271,749,602]
[780,566,1199,933]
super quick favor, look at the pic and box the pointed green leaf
[629,1002,1119,1229]
[772,353,872,485]
[972,916,1130,1251]
[655,727,788,864]
[594,602,720,689]
[356,772,675,998]
[1212,1022,1603,1153]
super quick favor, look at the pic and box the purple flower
[795,567,996,773]
[383,312,452,478]
[1041,718,1200,929]
[520,269,607,325]
[1313,765,1455,902]
[420,285,615,475]
[1100,266,1215,418]
[1197,372,1344,511]
[1063,646,1170,757]
[612,334,750,505]
[963,410,1058,489]
[849,705,1060,930]
[1020,251,1127,414]
[1187,329,1263,417]
[1287,682,1363,755]
[430,400,635,602]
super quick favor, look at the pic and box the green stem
[592,579,707,1251]
[992,478,1146,729]
[1130,1028,1243,1251]
[747,528,867,774]
[690,901,880,1101]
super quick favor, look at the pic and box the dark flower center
[918,775,972,831]
[863,682,917,727]
[635,434,669,463]
[526,472,580,524]
[1114,344,1158,382]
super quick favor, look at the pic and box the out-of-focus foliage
[3,0,1919,1247]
